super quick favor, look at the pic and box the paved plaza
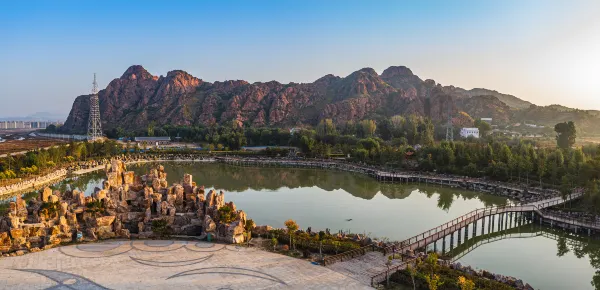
[0,240,371,290]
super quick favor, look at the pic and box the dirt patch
[0,139,66,155]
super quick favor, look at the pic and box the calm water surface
[455,224,600,290]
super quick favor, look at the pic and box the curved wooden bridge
[325,192,592,287]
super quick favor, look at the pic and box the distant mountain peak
[121,65,154,80]
[381,66,414,78]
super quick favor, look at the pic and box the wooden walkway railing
[369,257,418,286]
[322,244,381,266]
[381,195,581,255]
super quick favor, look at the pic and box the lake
[4,161,599,289]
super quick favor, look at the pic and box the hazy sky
[1,0,599,118]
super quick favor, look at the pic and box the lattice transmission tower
[445,104,454,141]
[87,73,103,141]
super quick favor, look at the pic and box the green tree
[147,121,156,137]
[359,120,376,138]
[474,119,492,137]
[316,119,337,137]
[271,237,278,251]
[555,121,576,149]
[560,175,572,207]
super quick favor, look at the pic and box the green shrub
[151,218,170,238]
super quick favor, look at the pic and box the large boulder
[116,229,131,239]
[203,215,216,233]
[96,226,116,240]
[123,171,135,185]
[96,216,116,227]
[74,190,85,206]
[0,232,12,253]
[41,187,53,202]
[253,225,273,235]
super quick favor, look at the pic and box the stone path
[0,240,371,289]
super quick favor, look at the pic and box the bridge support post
[505,212,509,229]
[450,233,454,250]
[442,237,446,254]
[589,228,591,236]
[434,240,437,252]
[481,218,485,236]
[491,215,495,233]
[457,229,462,245]
[498,214,503,231]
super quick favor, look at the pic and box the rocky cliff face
[61,65,530,133]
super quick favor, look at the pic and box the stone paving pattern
[0,240,371,289]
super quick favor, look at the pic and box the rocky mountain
[512,105,600,135]
[442,86,532,110]
[61,65,599,135]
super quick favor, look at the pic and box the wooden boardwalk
[326,193,589,287]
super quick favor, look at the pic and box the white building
[289,127,301,135]
[480,118,492,124]
[460,128,480,139]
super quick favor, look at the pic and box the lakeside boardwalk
[327,193,587,286]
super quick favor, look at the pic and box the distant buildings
[134,136,171,146]
[0,121,63,130]
[524,123,545,128]
[460,127,480,139]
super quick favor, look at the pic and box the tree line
[0,140,122,181]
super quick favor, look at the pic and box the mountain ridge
[61,65,600,135]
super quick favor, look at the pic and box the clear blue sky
[1,0,599,118]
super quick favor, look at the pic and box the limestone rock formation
[0,161,251,256]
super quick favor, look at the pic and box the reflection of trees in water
[128,162,509,209]
[543,226,600,290]
[556,235,570,257]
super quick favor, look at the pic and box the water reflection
[127,162,511,208]
[455,223,600,290]
[2,162,510,241]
